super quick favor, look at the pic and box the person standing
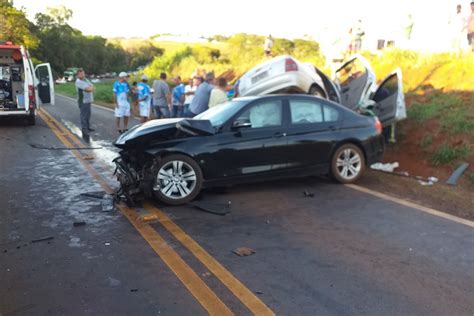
[183,77,198,116]
[450,5,466,54]
[171,76,185,118]
[468,1,474,52]
[137,75,151,123]
[208,77,228,108]
[75,68,95,137]
[353,20,365,52]
[152,72,172,119]
[264,35,273,57]
[113,72,131,133]
[187,73,215,117]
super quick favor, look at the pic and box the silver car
[237,54,406,127]
[236,56,329,98]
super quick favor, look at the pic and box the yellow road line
[346,184,474,228]
[40,108,275,315]
[144,203,276,316]
[38,110,233,316]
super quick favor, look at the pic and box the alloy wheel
[154,160,197,200]
[335,148,362,181]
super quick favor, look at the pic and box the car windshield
[194,100,247,127]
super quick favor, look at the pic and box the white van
[0,41,55,125]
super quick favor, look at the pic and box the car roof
[233,94,325,102]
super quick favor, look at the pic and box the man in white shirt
[264,35,273,57]
[449,4,467,54]
[184,77,198,115]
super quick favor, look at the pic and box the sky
[14,0,469,51]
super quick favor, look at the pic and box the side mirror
[232,120,252,129]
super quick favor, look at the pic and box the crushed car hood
[114,118,215,148]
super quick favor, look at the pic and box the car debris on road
[233,247,256,257]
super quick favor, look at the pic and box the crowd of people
[75,69,230,136]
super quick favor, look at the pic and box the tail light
[285,58,298,72]
[28,85,35,109]
[374,117,382,134]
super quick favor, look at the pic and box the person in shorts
[113,72,131,133]
[137,75,151,123]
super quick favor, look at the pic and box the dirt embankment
[361,90,474,220]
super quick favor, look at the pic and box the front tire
[151,154,203,205]
[330,144,365,183]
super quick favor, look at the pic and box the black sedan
[114,95,384,205]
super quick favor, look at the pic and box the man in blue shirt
[187,72,215,117]
[137,75,151,123]
[113,72,131,133]
[172,76,185,118]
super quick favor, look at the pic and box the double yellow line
[38,108,274,316]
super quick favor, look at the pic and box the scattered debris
[3,250,7,253]
[108,277,121,287]
[104,242,111,246]
[83,155,94,161]
[138,214,159,223]
[80,191,106,200]
[418,180,433,186]
[191,201,231,216]
[130,289,139,292]
[265,220,270,224]
[417,176,438,186]
[31,236,54,243]
[101,194,115,212]
[303,190,314,197]
[73,221,86,227]
[233,247,256,257]
[255,291,264,295]
[371,162,399,173]
[201,272,211,277]
[446,163,469,186]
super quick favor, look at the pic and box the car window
[372,74,398,102]
[235,100,282,128]
[289,100,339,124]
[336,58,367,86]
[289,100,323,124]
[322,105,339,122]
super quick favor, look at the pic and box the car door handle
[273,132,286,138]
[328,125,337,131]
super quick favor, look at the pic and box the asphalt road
[0,95,473,316]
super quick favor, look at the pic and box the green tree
[0,0,38,48]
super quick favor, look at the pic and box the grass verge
[430,144,471,166]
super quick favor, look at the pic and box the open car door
[371,68,406,127]
[35,63,55,105]
[315,67,340,103]
[334,54,376,110]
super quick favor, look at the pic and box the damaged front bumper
[113,157,145,203]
